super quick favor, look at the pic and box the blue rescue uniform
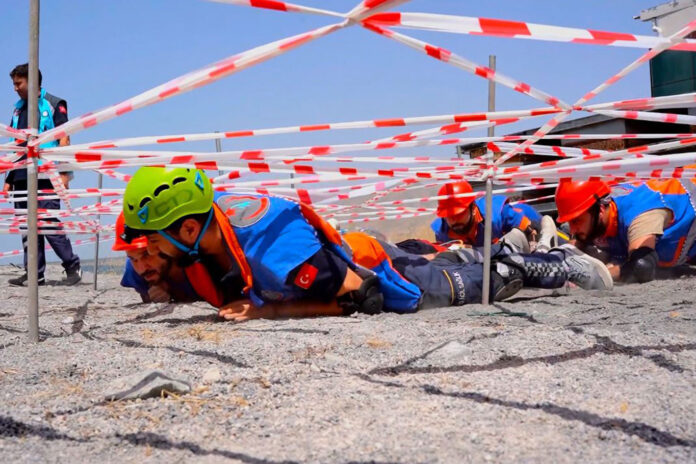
[431,195,541,245]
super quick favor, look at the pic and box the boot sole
[493,278,523,302]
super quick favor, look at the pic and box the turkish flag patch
[293,262,318,290]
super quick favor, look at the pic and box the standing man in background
[4,63,81,286]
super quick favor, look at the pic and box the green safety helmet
[123,167,213,230]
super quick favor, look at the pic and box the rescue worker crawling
[555,178,696,284]
[431,180,542,252]
[121,167,612,322]
[114,212,201,303]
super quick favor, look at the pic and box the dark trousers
[380,240,487,309]
[18,198,80,277]
[380,240,570,309]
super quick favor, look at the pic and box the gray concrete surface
[0,263,694,463]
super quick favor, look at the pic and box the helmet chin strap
[583,199,606,243]
[157,208,214,261]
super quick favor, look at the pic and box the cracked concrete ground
[0,263,694,463]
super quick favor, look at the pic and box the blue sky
[0,0,668,261]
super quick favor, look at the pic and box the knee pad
[336,274,384,315]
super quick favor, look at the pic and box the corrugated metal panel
[650,50,696,97]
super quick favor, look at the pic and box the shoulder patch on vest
[217,195,270,228]
[611,185,633,198]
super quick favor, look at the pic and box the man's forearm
[606,263,621,281]
[268,300,343,319]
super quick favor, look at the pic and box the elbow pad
[620,247,658,283]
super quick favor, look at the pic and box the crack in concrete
[237,327,331,335]
[0,414,85,442]
[351,376,695,449]
[0,415,302,463]
[366,333,502,376]
[116,432,300,463]
[420,385,696,448]
[492,303,540,324]
[111,337,250,368]
[368,334,694,376]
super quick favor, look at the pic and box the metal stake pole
[26,0,40,341]
[482,55,496,305]
[93,173,102,290]
[215,135,223,177]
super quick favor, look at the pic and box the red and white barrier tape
[373,117,525,143]
[0,234,114,260]
[582,92,696,112]
[364,12,696,51]
[347,0,411,22]
[494,19,696,168]
[588,109,696,126]
[499,151,696,183]
[31,20,348,147]
[363,22,570,110]
[60,107,558,151]
[210,0,343,17]
[501,136,696,177]
[0,123,27,141]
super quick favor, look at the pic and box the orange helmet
[112,212,148,252]
[436,181,475,218]
[555,178,611,223]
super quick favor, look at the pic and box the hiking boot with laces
[8,274,45,287]
[64,267,82,286]
[552,244,613,291]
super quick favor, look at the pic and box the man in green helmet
[121,167,612,322]
[121,166,374,319]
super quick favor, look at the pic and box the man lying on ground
[555,178,696,283]
[114,212,201,303]
[430,180,543,252]
[120,167,612,322]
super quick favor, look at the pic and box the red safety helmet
[112,212,148,252]
[555,178,611,223]
[436,181,475,218]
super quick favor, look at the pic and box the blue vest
[606,181,696,266]
[11,89,59,148]
[431,195,538,246]
[215,194,421,312]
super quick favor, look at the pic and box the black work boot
[489,261,524,302]
[64,266,83,286]
[8,274,45,286]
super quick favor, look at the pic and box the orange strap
[212,204,254,294]
[184,262,225,308]
[604,201,619,238]
[299,202,343,245]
